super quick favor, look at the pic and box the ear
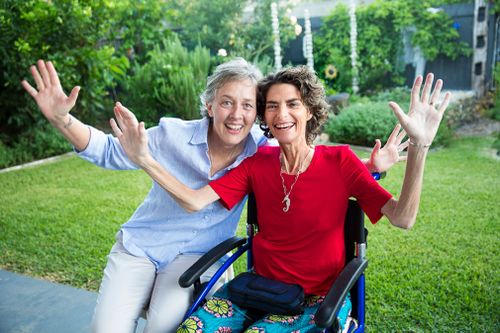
[306,110,313,121]
[206,102,214,118]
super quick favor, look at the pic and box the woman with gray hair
[22,58,404,333]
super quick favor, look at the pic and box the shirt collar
[189,118,210,145]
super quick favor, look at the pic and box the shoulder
[158,117,201,132]
[256,145,279,157]
[315,144,353,160]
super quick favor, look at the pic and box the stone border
[0,152,75,174]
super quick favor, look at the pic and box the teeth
[275,122,294,129]
[226,124,243,130]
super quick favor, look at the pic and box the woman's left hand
[109,102,151,167]
[389,73,451,147]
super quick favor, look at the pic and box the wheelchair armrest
[314,258,368,328]
[178,236,247,288]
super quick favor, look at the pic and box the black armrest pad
[315,258,368,328]
[178,236,246,287]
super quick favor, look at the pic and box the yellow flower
[324,64,337,79]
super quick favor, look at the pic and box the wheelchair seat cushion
[227,272,305,315]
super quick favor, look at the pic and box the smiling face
[207,79,257,148]
[264,83,312,146]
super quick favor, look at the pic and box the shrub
[325,102,398,146]
[0,124,71,169]
[325,99,454,148]
[122,37,211,124]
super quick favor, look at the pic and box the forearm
[139,156,219,212]
[382,145,428,229]
[49,114,90,152]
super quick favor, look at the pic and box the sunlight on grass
[0,136,498,331]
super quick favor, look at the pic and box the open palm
[389,73,451,146]
[21,60,80,122]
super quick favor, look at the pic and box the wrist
[365,159,378,173]
[408,140,431,149]
[51,114,72,129]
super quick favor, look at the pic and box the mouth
[225,123,244,133]
[273,122,296,131]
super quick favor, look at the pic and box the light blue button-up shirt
[78,117,266,272]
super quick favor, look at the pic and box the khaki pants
[91,241,232,333]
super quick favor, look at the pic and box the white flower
[295,24,302,36]
[217,49,227,57]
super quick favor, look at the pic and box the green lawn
[0,136,498,332]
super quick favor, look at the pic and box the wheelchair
[178,194,370,333]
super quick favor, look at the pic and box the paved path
[0,269,145,333]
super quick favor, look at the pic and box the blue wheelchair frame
[178,193,371,333]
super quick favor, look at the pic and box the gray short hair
[200,58,263,117]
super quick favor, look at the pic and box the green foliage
[314,0,471,94]
[489,63,500,121]
[122,37,211,123]
[0,0,175,167]
[166,0,296,69]
[0,124,71,169]
[165,0,246,54]
[325,102,398,146]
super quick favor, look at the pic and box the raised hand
[21,60,80,126]
[110,103,150,167]
[389,73,451,147]
[368,124,408,173]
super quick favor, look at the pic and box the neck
[280,142,313,174]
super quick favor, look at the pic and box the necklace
[279,147,313,212]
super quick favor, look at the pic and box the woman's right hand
[21,60,80,127]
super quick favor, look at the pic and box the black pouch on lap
[227,272,305,315]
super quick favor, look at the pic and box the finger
[30,65,45,90]
[398,139,409,151]
[67,86,80,107]
[395,128,407,144]
[386,124,402,145]
[389,102,409,128]
[429,79,442,107]
[139,121,147,139]
[21,80,38,98]
[116,102,137,120]
[37,60,52,87]
[398,155,408,162]
[420,73,434,104]
[114,105,130,132]
[46,61,61,87]
[410,75,423,106]
[109,118,123,137]
[438,92,452,115]
[372,139,381,154]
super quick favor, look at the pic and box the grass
[0,136,498,332]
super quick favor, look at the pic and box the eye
[266,104,277,110]
[221,100,232,107]
[288,101,300,108]
[243,103,255,110]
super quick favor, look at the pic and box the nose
[229,103,244,119]
[276,103,289,117]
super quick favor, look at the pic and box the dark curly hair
[257,66,329,145]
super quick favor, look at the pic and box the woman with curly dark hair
[110,65,450,332]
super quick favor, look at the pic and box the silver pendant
[282,195,290,212]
